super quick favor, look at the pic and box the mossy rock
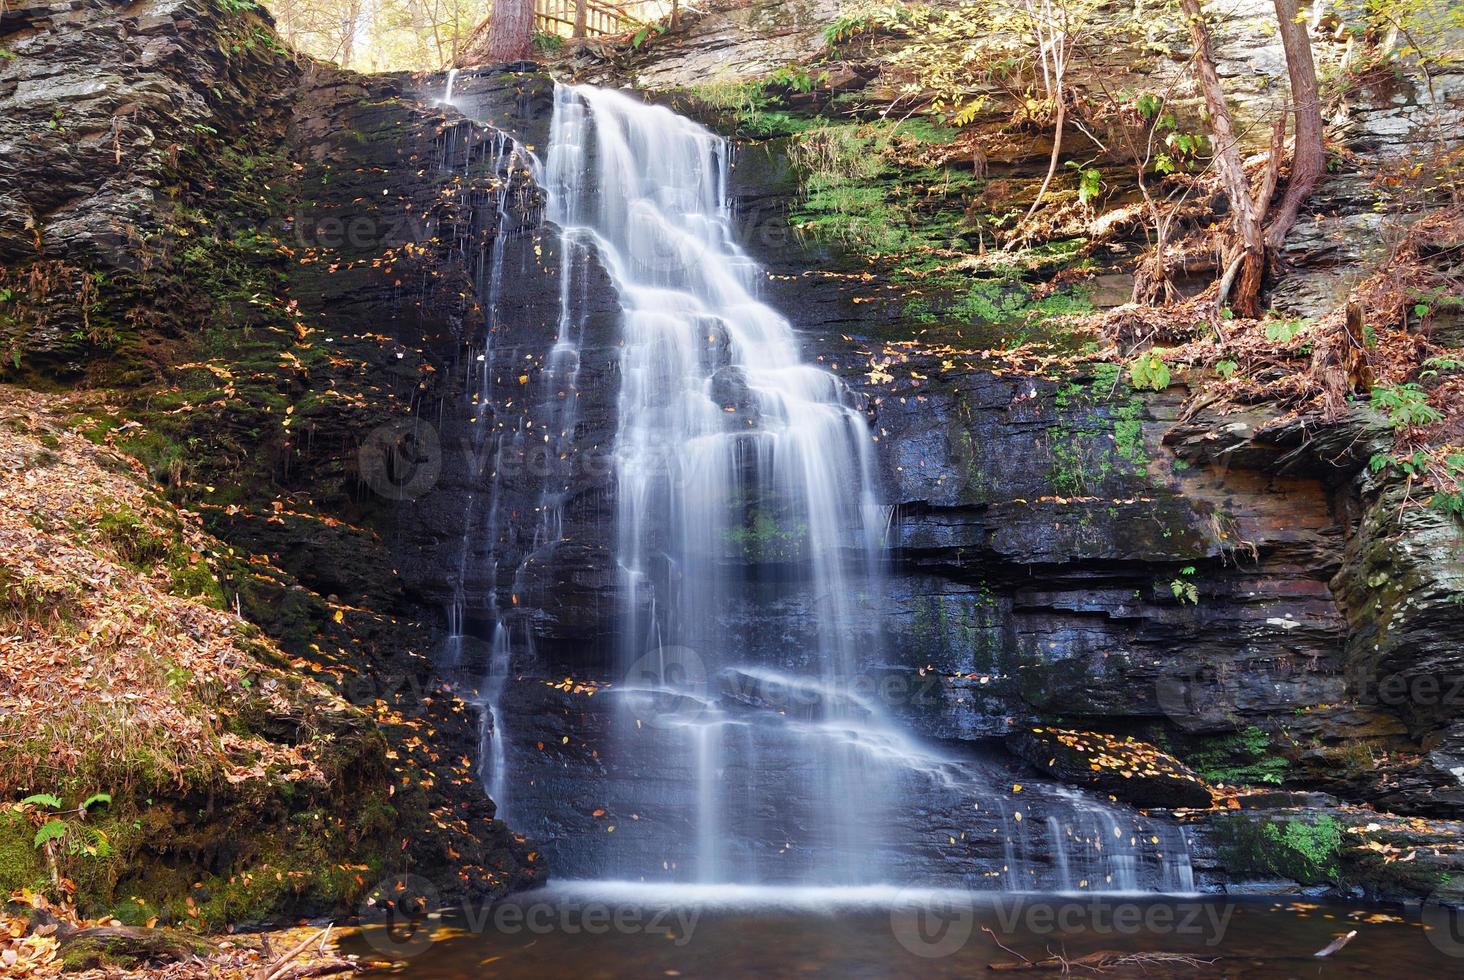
[59,926,214,972]
[0,810,48,894]
[1212,813,1344,885]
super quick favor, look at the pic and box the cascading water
[444,79,1194,893]
[433,107,542,826]
[543,84,906,884]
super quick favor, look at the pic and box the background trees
[267,0,492,70]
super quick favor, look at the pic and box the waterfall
[435,121,540,826]
[542,84,896,883]
[445,79,1194,892]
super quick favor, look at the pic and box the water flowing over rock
[7,0,1464,922]
[438,81,1197,891]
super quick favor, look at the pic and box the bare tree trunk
[338,0,361,69]
[1180,0,1265,316]
[1020,0,1069,227]
[485,0,536,62]
[573,0,587,39]
[1264,0,1326,249]
[1254,112,1286,217]
[1023,94,1065,225]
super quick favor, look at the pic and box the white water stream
[443,78,1193,891]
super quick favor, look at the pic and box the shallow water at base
[344,884,1461,978]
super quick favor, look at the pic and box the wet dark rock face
[0,0,562,914]
[0,0,303,376]
[414,66,1464,899]
[7,0,1464,913]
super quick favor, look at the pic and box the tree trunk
[485,0,536,63]
[1179,0,1265,316]
[1022,93,1065,225]
[1264,0,1326,249]
[338,0,362,69]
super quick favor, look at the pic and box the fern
[81,792,112,812]
[1372,383,1442,430]
[1169,566,1199,604]
[21,793,63,810]
[33,820,68,848]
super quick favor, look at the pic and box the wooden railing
[533,0,675,39]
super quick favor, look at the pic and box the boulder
[1007,726,1214,810]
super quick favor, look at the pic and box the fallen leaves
[0,387,345,792]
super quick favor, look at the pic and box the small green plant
[1169,566,1199,604]
[215,0,259,12]
[723,511,807,561]
[823,9,881,47]
[1421,356,1464,378]
[1261,816,1343,881]
[1128,352,1170,391]
[1125,91,1205,174]
[531,30,565,55]
[1180,726,1288,785]
[1371,382,1442,430]
[1369,450,1431,477]
[631,21,668,49]
[1433,490,1464,519]
[22,792,114,859]
[1430,452,1464,517]
[1264,317,1307,343]
[1215,358,1238,379]
[766,65,828,94]
[1065,162,1102,207]
[951,99,984,127]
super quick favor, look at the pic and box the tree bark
[485,0,536,63]
[1022,93,1065,225]
[1019,0,1068,227]
[1179,0,1265,316]
[1264,0,1326,249]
